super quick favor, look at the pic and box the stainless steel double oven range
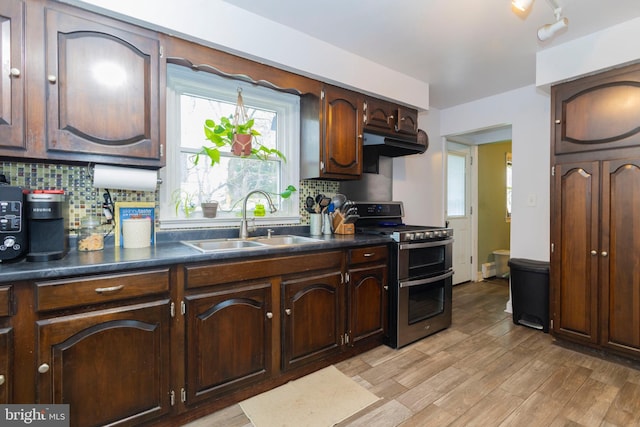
[354,201,454,348]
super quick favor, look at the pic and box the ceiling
[223,0,640,110]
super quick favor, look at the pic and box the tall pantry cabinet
[550,62,640,360]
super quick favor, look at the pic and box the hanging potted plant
[191,87,296,214]
[198,88,286,166]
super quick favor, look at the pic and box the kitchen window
[161,64,300,229]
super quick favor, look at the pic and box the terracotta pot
[232,133,252,156]
[201,202,218,218]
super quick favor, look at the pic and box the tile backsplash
[1,161,339,233]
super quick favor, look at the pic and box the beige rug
[239,365,380,427]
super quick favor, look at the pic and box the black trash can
[508,258,550,333]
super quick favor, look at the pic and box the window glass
[447,153,466,217]
[162,64,300,228]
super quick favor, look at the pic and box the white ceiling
[223,0,640,110]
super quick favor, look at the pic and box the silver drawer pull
[95,285,124,294]
[363,252,374,257]
[0,374,4,385]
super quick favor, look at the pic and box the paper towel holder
[90,164,162,191]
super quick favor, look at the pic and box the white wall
[537,17,640,88]
[438,86,551,262]
[68,0,430,110]
[392,108,446,227]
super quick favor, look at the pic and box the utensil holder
[331,212,355,235]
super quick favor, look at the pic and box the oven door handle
[399,239,453,250]
[399,270,454,288]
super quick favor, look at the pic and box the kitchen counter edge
[0,234,392,283]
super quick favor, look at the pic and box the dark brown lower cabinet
[348,265,388,344]
[7,245,388,426]
[0,327,12,404]
[184,280,273,405]
[36,300,172,427]
[281,271,343,371]
[552,158,640,359]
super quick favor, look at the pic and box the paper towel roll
[122,218,151,249]
[92,164,158,191]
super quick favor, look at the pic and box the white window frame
[160,64,300,229]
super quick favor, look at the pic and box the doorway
[446,125,512,283]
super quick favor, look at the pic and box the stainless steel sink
[181,239,266,252]
[181,235,323,252]
[253,235,323,245]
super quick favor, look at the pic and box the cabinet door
[184,281,272,405]
[364,98,396,133]
[396,106,418,134]
[551,162,600,344]
[552,63,640,155]
[0,327,12,404]
[45,7,162,165]
[600,159,640,357]
[282,270,342,371]
[0,0,25,152]
[348,265,387,344]
[323,85,362,178]
[36,300,171,427]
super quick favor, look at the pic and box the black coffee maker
[26,190,69,262]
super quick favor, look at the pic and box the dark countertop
[0,231,392,283]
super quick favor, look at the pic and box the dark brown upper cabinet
[43,5,163,166]
[0,0,26,153]
[553,63,640,157]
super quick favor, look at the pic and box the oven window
[408,282,445,324]
[408,245,448,277]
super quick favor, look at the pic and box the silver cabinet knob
[0,374,4,385]
[285,308,291,316]
[601,251,608,257]
[47,75,57,84]
[38,363,50,374]
[9,68,20,78]
[591,250,597,256]
[266,312,273,319]
[555,119,561,124]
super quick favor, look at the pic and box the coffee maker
[26,190,69,262]
[0,185,28,262]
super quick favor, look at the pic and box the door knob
[38,363,50,373]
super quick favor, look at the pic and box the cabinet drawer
[349,246,388,265]
[36,268,170,311]
[0,286,12,317]
[185,251,343,289]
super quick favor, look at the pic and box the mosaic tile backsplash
[0,161,339,234]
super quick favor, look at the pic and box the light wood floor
[184,279,640,427]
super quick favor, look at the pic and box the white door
[447,144,472,285]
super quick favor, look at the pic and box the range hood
[363,131,426,157]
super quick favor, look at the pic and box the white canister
[122,217,152,248]
[309,213,322,236]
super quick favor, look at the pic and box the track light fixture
[512,0,569,41]
[538,16,568,40]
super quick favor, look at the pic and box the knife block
[331,212,355,235]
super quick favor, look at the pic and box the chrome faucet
[239,190,277,239]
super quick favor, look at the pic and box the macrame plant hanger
[231,88,253,156]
